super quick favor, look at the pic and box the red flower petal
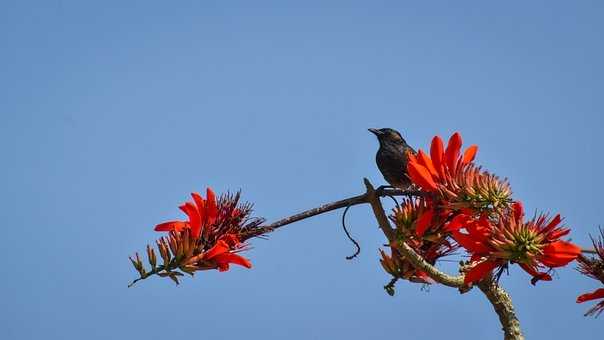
[547,228,570,240]
[407,152,418,164]
[452,230,491,254]
[530,273,552,285]
[519,263,552,285]
[445,132,462,172]
[231,208,241,218]
[466,217,491,240]
[464,260,499,284]
[462,145,478,165]
[577,288,604,303]
[512,202,524,221]
[444,214,470,232]
[430,136,445,179]
[154,221,188,232]
[407,162,438,191]
[417,150,438,177]
[540,241,582,267]
[213,252,253,272]
[468,254,483,263]
[544,214,561,231]
[191,192,206,238]
[179,202,201,237]
[206,188,218,225]
[203,240,230,260]
[415,208,434,237]
[539,215,567,241]
[215,262,230,272]
[220,233,240,247]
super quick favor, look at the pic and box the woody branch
[361,178,523,339]
[262,178,535,340]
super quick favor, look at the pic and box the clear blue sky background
[2,1,603,339]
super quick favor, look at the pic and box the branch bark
[478,278,524,340]
[265,187,422,230]
[362,178,522,340]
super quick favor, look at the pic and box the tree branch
[362,178,465,287]
[262,185,596,254]
[265,187,421,230]
[256,179,597,339]
[362,179,524,339]
[477,278,524,340]
[361,179,526,339]
[363,179,396,240]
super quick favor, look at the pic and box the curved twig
[341,205,361,260]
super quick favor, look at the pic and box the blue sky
[1,1,603,339]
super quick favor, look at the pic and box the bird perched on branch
[369,128,416,189]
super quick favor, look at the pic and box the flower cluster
[379,132,582,288]
[129,188,268,286]
[447,202,581,285]
[380,197,457,290]
[407,132,512,215]
[576,229,604,317]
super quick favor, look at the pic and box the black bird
[369,128,416,189]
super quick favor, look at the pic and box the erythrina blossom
[448,202,581,285]
[577,289,604,317]
[407,132,478,192]
[380,198,457,292]
[153,188,254,271]
[129,188,267,286]
[407,132,512,214]
[154,188,219,239]
[193,234,252,272]
[576,228,604,317]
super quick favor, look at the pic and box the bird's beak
[368,128,382,136]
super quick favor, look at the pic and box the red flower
[577,289,604,317]
[153,188,259,273]
[407,132,478,192]
[129,188,267,286]
[201,235,253,272]
[407,132,511,214]
[154,188,219,239]
[576,228,604,317]
[449,202,581,285]
[381,198,457,289]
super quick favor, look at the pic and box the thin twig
[341,205,361,260]
[582,248,598,254]
[128,264,167,288]
[264,188,422,230]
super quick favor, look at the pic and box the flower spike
[130,188,268,287]
[453,203,581,284]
